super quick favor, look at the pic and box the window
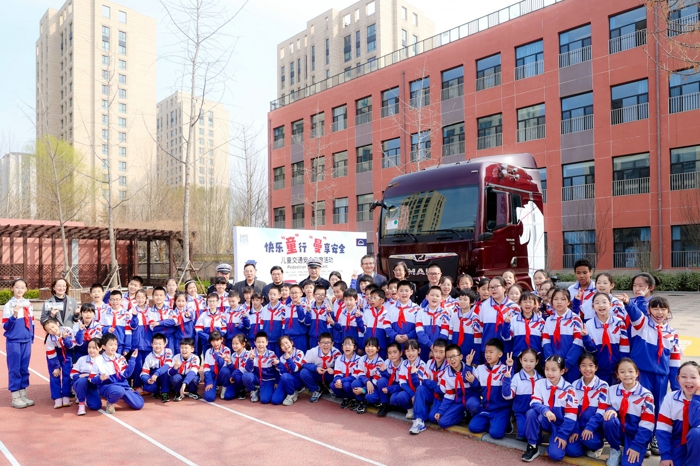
[402,29,408,47]
[101,114,109,125]
[441,66,464,101]
[119,132,126,142]
[292,204,305,229]
[102,100,108,110]
[559,24,592,67]
[671,145,700,190]
[102,55,110,65]
[119,74,126,84]
[102,5,110,18]
[411,131,431,162]
[119,103,126,113]
[562,161,595,200]
[102,69,109,80]
[413,13,418,26]
[609,7,647,53]
[102,40,109,52]
[343,13,351,27]
[119,88,126,98]
[119,147,126,157]
[515,40,544,80]
[355,194,374,222]
[290,61,295,85]
[561,92,594,133]
[672,225,700,267]
[102,129,109,140]
[539,168,548,202]
[356,145,372,173]
[442,123,464,156]
[669,0,700,36]
[311,47,315,71]
[356,31,361,57]
[273,167,285,190]
[118,161,126,172]
[292,162,304,186]
[291,120,303,144]
[311,113,324,138]
[102,84,109,95]
[344,35,352,62]
[311,157,325,182]
[119,59,126,70]
[382,138,401,168]
[612,153,650,195]
[516,103,546,142]
[476,54,501,91]
[102,26,110,39]
[273,126,285,149]
[611,79,649,124]
[102,144,108,155]
[401,6,407,20]
[332,105,347,132]
[312,201,326,227]
[410,77,430,108]
[325,39,330,65]
[563,231,597,268]
[477,114,503,150]
[333,151,348,177]
[366,1,375,15]
[119,176,126,186]
[119,10,127,23]
[381,87,399,117]
[367,24,376,52]
[333,198,349,224]
[613,227,651,268]
[274,207,285,228]
[356,96,372,125]
[669,69,700,114]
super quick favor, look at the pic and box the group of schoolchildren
[2,257,699,466]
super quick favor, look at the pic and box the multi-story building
[155,91,230,188]
[0,153,36,219]
[275,0,434,102]
[36,0,156,213]
[268,0,700,271]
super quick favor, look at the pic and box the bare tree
[160,0,247,277]
[645,1,700,72]
[230,123,267,228]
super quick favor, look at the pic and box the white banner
[232,227,368,284]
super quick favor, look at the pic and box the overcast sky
[0,0,517,152]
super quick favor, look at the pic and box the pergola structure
[0,222,191,289]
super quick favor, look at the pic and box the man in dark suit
[353,254,386,291]
[231,260,267,295]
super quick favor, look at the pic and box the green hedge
[0,289,39,305]
[554,272,700,292]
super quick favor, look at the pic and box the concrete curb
[318,393,606,466]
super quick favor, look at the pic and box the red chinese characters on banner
[313,238,323,254]
[285,236,298,254]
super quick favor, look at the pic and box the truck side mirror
[477,232,494,241]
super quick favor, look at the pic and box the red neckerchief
[493,298,507,331]
[485,365,500,406]
[406,360,418,392]
[208,310,219,333]
[682,399,691,445]
[581,385,592,411]
[212,348,223,377]
[454,366,467,406]
[252,308,262,333]
[365,356,379,378]
[319,348,334,369]
[311,303,326,335]
[176,307,187,332]
[457,309,470,346]
[109,356,123,380]
[529,376,536,393]
[268,303,282,333]
[343,355,355,378]
[523,313,533,347]
[397,303,410,328]
[190,296,200,317]
[110,308,121,331]
[344,306,356,332]
[154,351,166,368]
[55,333,67,360]
[548,382,558,409]
[169,297,174,308]
[619,389,632,430]
[601,319,613,361]
[553,315,563,349]
[335,301,345,324]
[21,305,31,329]
[656,325,665,362]
[388,362,398,385]
[370,306,383,335]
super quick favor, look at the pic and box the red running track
[0,329,565,466]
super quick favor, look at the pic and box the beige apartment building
[156,91,230,188]
[276,0,435,99]
[36,0,157,211]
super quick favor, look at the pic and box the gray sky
[0,0,516,152]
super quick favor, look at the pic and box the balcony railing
[609,29,647,54]
[612,177,650,196]
[311,126,324,138]
[476,72,501,91]
[332,165,348,178]
[563,253,596,269]
[273,179,285,190]
[672,250,700,268]
[559,45,592,68]
[273,138,284,149]
[356,211,373,222]
[515,60,544,80]
[613,251,651,269]
[668,13,700,38]
[382,154,400,169]
[611,102,648,125]
[291,133,303,144]
[517,124,546,142]
[311,217,325,227]
[332,119,347,132]
[292,219,304,229]
[669,92,700,114]
[441,83,464,101]
[333,213,348,224]
[561,114,594,134]
[357,160,373,173]
[442,140,465,157]
[410,148,431,162]
[291,175,304,187]
[356,112,372,126]
[670,171,700,191]
[273,221,285,228]
[381,104,399,118]
[562,183,595,201]
[477,133,503,150]
[409,92,430,109]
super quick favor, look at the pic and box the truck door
[482,188,521,275]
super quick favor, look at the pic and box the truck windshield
[380,185,479,238]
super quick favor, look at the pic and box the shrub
[0,289,39,305]
[549,271,700,291]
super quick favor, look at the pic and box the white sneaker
[220,387,226,399]
[291,390,299,402]
[607,448,622,466]
[586,448,603,459]
[406,408,414,420]
[409,419,426,434]
[54,398,63,409]
[19,389,34,406]
[250,390,259,402]
[77,404,86,416]
[62,396,72,407]
[283,394,295,406]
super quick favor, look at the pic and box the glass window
[291,119,303,144]
[311,113,324,138]
[119,74,126,84]
[477,114,503,149]
[356,31,361,57]
[312,201,326,227]
[273,126,285,149]
[290,61,295,85]
[539,168,547,201]
[410,77,430,108]
[411,131,431,162]
[367,24,376,52]
[613,227,651,268]
[669,69,700,113]
[381,87,399,117]
[561,92,594,132]
[344,35,351,62]
[311,157,325,182]
[517,103,546,142]
[102,5,110,18]
[119,147,126,157]
[333,151,348,177]
[332,105,347,132]
[357,194,374,222]
[401,6,407,20]
[611,79,649,124]
[671,225,700,267]
[356,96,372,125]
[119,132,126,142]
[442,123,464,157]
[476,54,501,90]
[102,84,109,95]
[563,231,596,268]
[366,1,375,15]
[333,198,349,224]
[669,0,700,36]
[671,145,700,174]
[102,69,109,80]
[291,161,304,186]
[441,66,464,100]
[119,176,126,186]
[118,161,126,171]
[515,40,544,79]
[382,138,401,168]
[119,117,126,128]
[326,38,330,65]
[118,103,126,113]
[311,47,315,71]
[102,40,109,52]
[357,145,372,173]
[119,59,126,70]
[273,167,285,190]
[102,100,108,110]
[560,24,592,53]
[292,204,305,228]
[609,6,646,52]
[562,161,595,200]
[274,207,285,228]
[102,55,109,65]
[613,153,649,180]
[119,10,127,23]
[102,26,110,38]
[402,29,408,47]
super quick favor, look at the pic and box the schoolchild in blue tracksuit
[260,286,286,357]
[70,338,102,415]
[247,293,264,341]
[565,353,609,458]
[351,337,384,414]
[185,279,205,321]
[603,358,655,466]
[140,333,173,402]
[500,292,545,363]
[202,331,232,403]
[148,287,178,354]
[333,288,366,353]
[300,332,340,402]
[449,289,482,365]
[169,338,201,401]
[224,291,250,350]
[593,273,629,328]
[285,285,311,354]
[542,288,584,383]
[100,290,137,356]
[656,361,700,466]
[223,334,249,400]
[568,257,596,322]
[392,339,432,419]
[332,336,361,408]
[581,292,629,385]
[502,348,542,441]
[468,338,513,439]
[372,342,403,417]
[271,335,305,406]
[43,317,83,408]
[90,333,144,414]
[242,331,279,404]
[172,292,196,354]
[330,281,348,351]
[385,281,419,348]
[363,289,390,358]
[195,294,227,357]
[522,355,579,462]
[129,289,151,389]
[476,278,519,363]
[4,279,36,409]
[72,303,103,359]
[415,287,450,362]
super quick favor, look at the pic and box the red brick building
[268,0,700,271]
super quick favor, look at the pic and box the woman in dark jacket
[40,278,79,327]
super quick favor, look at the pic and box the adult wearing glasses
[414,264,442,305]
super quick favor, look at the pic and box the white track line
[0,347,197,466]
[0,439,20,466]
[204,401,387,466]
